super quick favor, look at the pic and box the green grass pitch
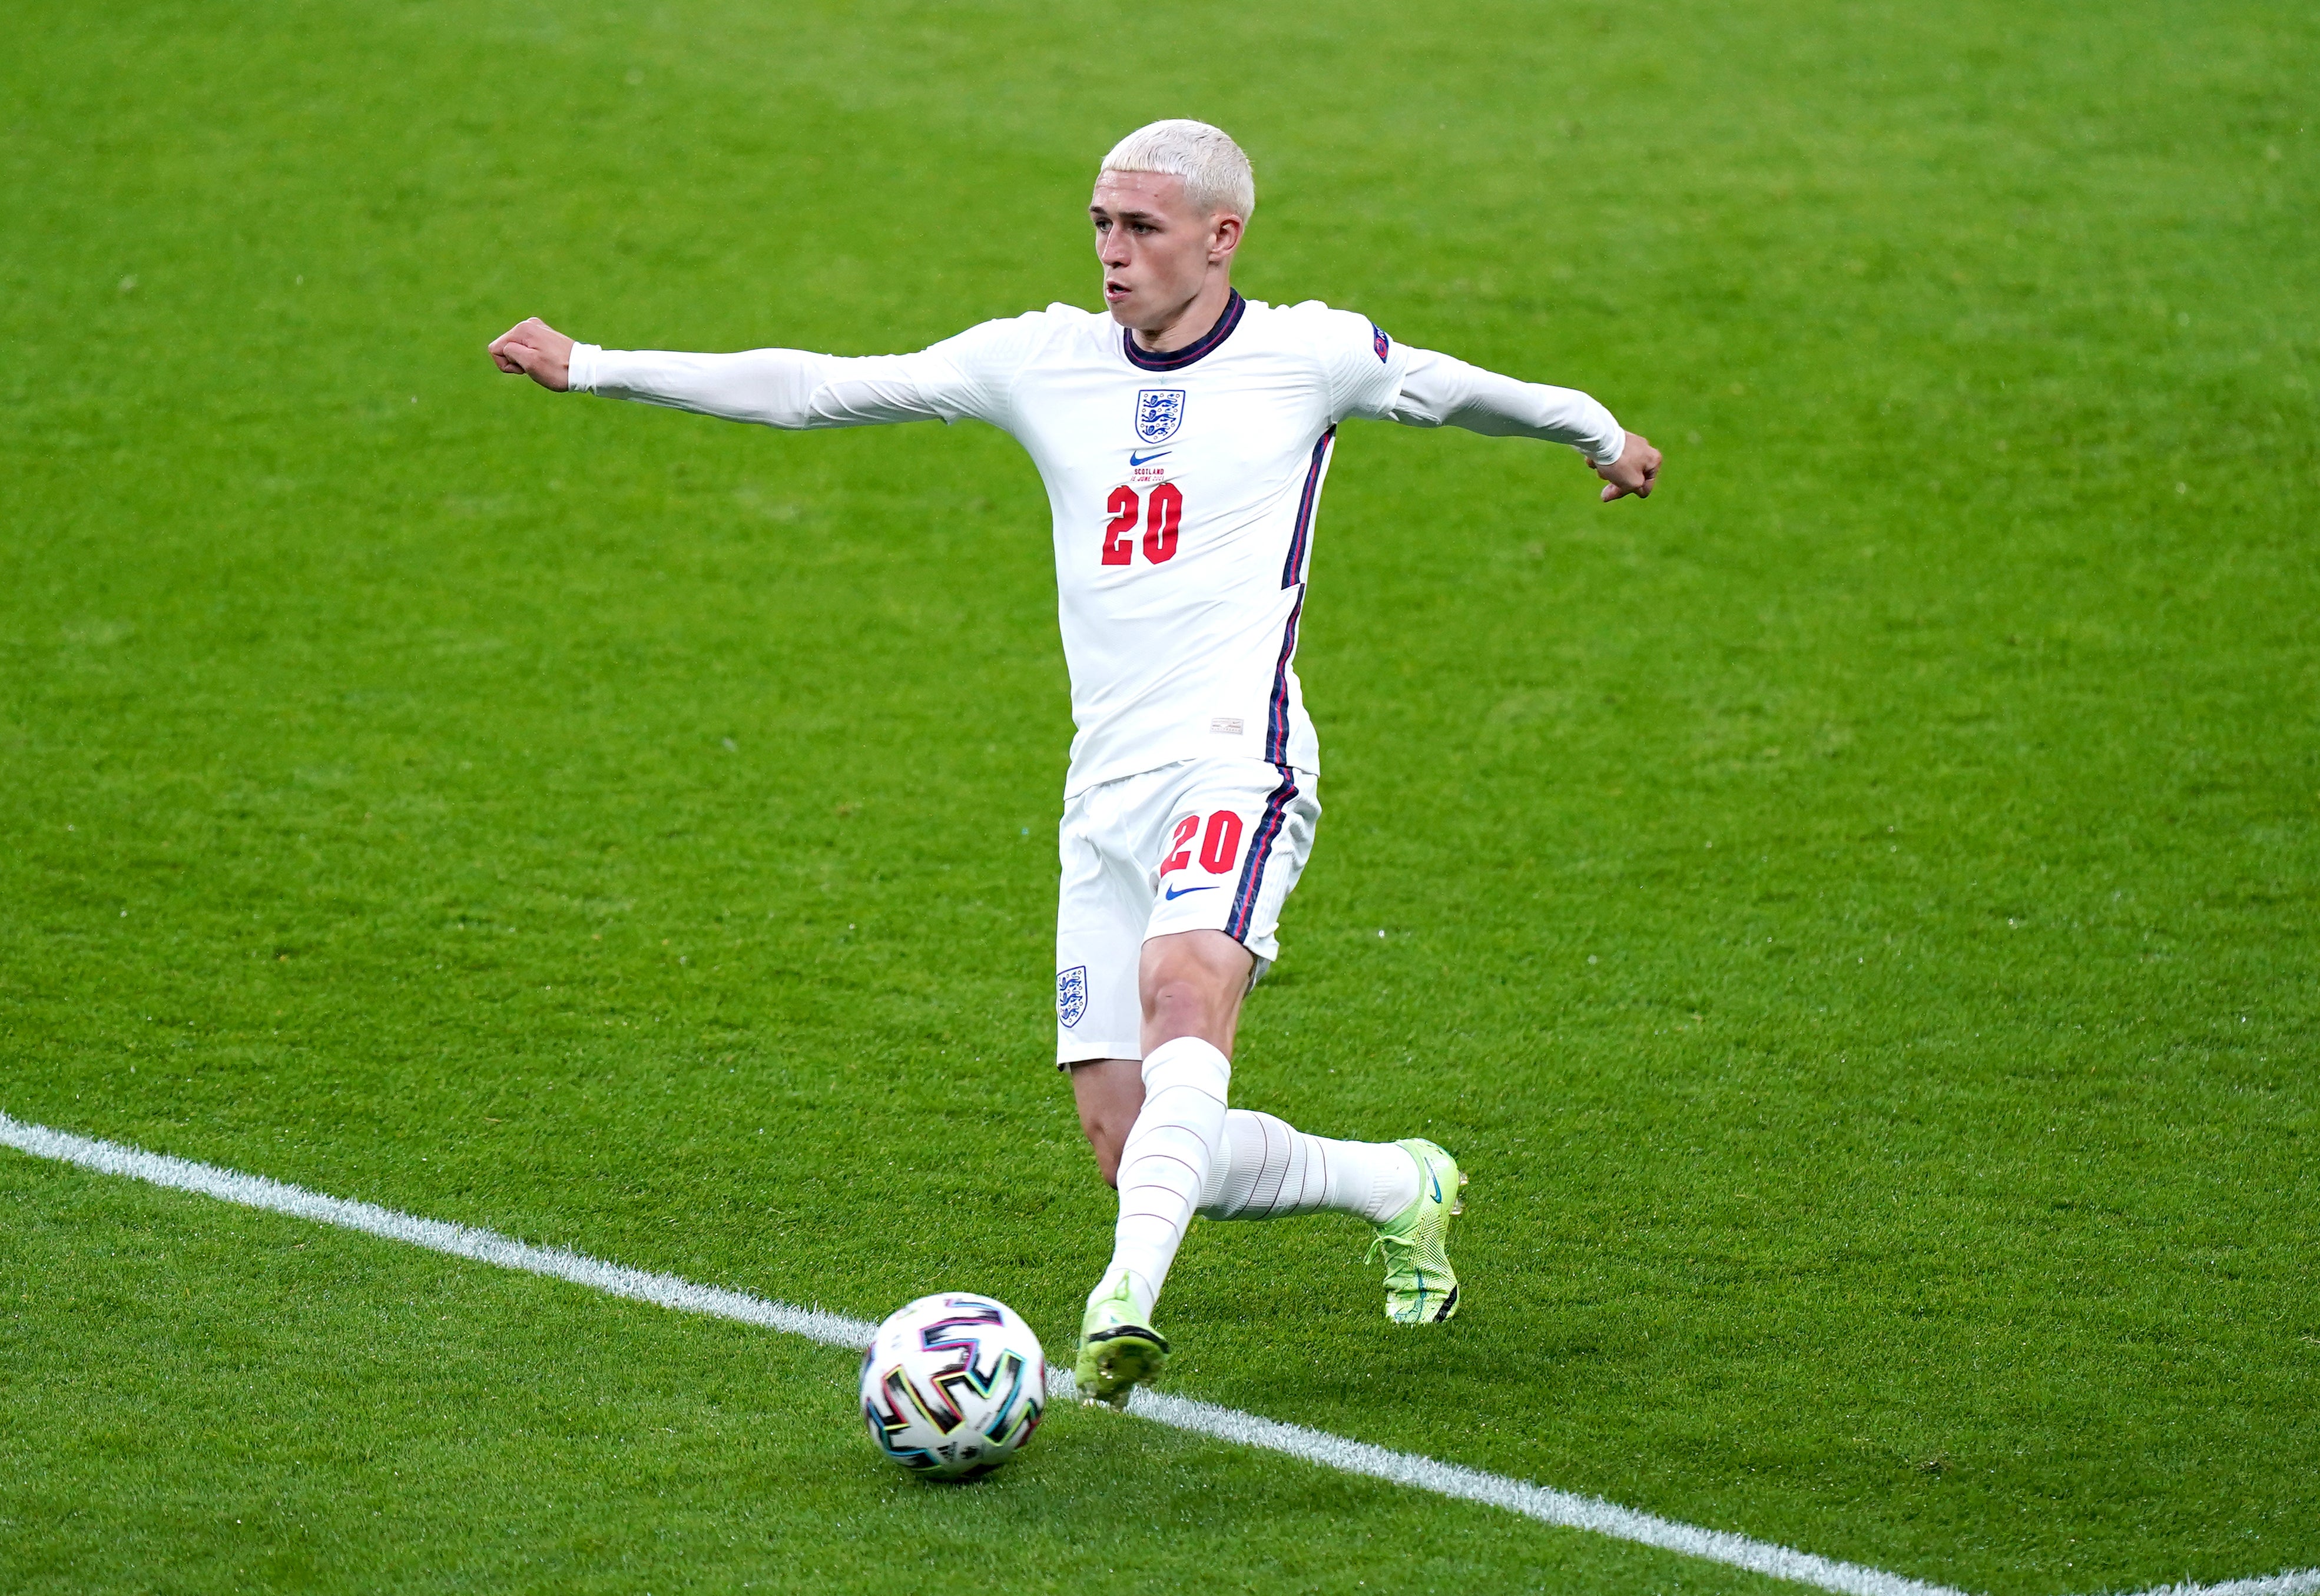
[2,0,2315,1590]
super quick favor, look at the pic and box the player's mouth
[1103,277,1132,304]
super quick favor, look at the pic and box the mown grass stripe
[3,1108,2304,1596]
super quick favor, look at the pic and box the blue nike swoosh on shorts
[1162,883,1219,900]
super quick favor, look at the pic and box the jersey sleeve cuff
[1586,429,1625,467]
[567,342,601,394]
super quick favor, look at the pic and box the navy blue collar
[1122,290,1245,371]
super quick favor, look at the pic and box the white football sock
[1198,1109,1422,1226]
[1099,1036,1231,1308]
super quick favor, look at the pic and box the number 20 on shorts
[1162,809,1245,877]
[1103,483,1184,566]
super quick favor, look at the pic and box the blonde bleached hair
[1098,120,1256,221]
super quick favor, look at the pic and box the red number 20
[1161,809,1245,877]
[1101,483,1184,567]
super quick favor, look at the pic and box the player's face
[1089,171,1239,331]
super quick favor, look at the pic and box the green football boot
[1367,1139,1467,1323]
[1073,1272,1168,1408]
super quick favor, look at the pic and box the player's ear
[1209,212,1244,262]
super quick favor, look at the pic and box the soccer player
[489,119,1659,1407]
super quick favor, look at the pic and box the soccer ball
[859,1293,1046,1480]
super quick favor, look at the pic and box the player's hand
[488,317,576,391]
[1592,432,1661,501]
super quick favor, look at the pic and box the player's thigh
[1143,761,1320,966]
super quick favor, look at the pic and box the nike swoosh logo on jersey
[1162,882,1218,900]
[1128,449,1172,467]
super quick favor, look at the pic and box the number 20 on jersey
[1103,483,1183,566]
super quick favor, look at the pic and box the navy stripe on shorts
[1227,765,1301,943]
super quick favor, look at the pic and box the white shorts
[1055,758,1321,1066]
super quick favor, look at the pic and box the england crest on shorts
[1134,389,1185,445]
[1056,965,1088,1029]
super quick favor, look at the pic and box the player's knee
[1143,950,1231,1017]
[1144,970,1238,1044]
[1143,974,1207,1028]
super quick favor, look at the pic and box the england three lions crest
[1056,965,1088,1029]
[1134,389,1185,445]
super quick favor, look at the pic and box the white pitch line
[0,1110,2303,1596]
[2118,1576,2320,1596]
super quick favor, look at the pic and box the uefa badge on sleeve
[1133,389,1185,445]
[1056,965,1088,1029]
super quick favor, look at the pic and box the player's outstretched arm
[1388,347,1660,501]
[484,314,1012,433]
[489,318,575,391]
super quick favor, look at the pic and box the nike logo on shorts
[1162,883,1219,900]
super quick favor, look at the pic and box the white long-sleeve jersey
[568,293,1624,797]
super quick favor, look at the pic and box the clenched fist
[1590,431,1662,502]
[488,317,576,391]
